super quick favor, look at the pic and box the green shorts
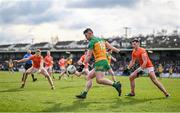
[94,60,111,72]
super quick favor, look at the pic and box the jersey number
[98,41,106,50]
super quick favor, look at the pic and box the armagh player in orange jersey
[58,56,67,80]
[44,51,54,78]
[125,39,169,97]
[77,50,89,75]
[14,49,55,90]
[76,28,122,99]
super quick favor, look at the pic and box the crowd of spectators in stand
[0,53,180,75]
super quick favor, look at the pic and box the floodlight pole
[124,27,131,38]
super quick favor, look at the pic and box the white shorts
[26,67,39,73]
[26,67,49,76]
[141,67,154,74]
[60,67,66,72]
[45,66,53,73]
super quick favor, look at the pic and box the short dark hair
[83,28,93,34]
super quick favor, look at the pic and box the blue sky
[0,0,179,44]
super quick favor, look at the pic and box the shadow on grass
[43,99,91,112]
[60,85,83,90]
[110,97,165,109]
[42,96,166,112]
[60,85,102,90]
[0,88,24,93]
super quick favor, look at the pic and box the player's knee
[150,76,157,82]
[96,78,102,84]
[86,76,89,80]
[86,75,92,80]
[129,75,135,81]
[26,72,30,75]
[110,71,115,76]
[96,79,101,84]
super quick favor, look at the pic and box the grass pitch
[0,71,179,112]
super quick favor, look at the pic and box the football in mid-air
[67,65,76,74]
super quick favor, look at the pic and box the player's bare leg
[127,70,138,96]
[74,68,89,78]
[108,68,116,82]
[84,68,89,76]
[76,69,95,99]
[84,69,96,92]
[95,72,114,86]
[41,68,55,90]
[22,73,25,82]
[49,71,55,79]
[48,67,55,79]
[21,66,37,88]
[76,69,121,99]
[59,70,66,80]
[74,71,81,77]
[149,71,169,97]
[21,68,32,88]
[31,74,37,82]
[95,71,122,96]
[9,68,14,74]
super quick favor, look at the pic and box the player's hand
[13,60,18,63]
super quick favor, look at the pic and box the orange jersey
[44,55,53,67]
[58,58,66,68]
[79,54,88,68]
[29,55,43,68]
[132,47,153,68]
[88,37,107,62]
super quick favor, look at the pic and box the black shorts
[76,64,85,72]
[24,63,32,70]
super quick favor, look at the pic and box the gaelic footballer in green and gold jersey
[76,28,122,99]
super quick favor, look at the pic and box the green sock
[83,91,87,95]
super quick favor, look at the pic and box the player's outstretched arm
[85,50,93,64]
[105,41,120,53]
[14,58,30,63]
[128,57,136,69]
[111,56,117,62]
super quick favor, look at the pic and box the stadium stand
[0,34,180,75]
[29,42,52,50]
[0,44,14,51]
[13,43,31,51]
